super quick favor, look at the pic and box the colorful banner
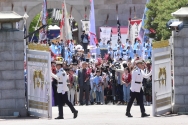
[128,19,142,45]
[64,0,72,40]
[100,27,112,45]
[138,0,149,43]
[60,3,65,40]
[42,0,47,25]
[81,20,90,34]
[89,0,97,46]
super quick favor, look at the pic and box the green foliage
[145,0,188,41]
[29,13,53,36]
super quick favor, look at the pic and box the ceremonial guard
[126,59,152,117]
[51,61,78,119]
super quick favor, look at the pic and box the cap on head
[56,61,63,65]
[135,59,144,65]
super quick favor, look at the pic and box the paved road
[0,105,187,125]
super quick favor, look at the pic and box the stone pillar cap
[171,7,188,18]
[0,11,23,22]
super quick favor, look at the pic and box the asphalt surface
[0,104,188,125]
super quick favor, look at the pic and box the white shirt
[66,58,72,65]
[69,42,74,52]
[51,68,69,94]
[130,67,152,92]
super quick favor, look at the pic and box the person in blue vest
[145,46,151,58]
[96,44,101,57]
[65,48,72,61]
[126,46,134,59]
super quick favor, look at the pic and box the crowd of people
[50,32,153,108]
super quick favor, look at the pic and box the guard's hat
[56,57,64,62]
[56,61,63,65]
[135,59,144,64]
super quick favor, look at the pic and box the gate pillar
[0,11,26,116]
[172,7,188,113]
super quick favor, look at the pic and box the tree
[145,0,187,41]
[29,13,53,36]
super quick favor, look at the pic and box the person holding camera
[126,59,152,118]
[81,30,89,53]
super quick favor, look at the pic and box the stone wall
[173,28,188,113]
[0,31,26,116]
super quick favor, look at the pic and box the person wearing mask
[126,59,152,118]
[51,61,78,119]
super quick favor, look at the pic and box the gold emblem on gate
[33,70,44,89]
[158,67,166,87]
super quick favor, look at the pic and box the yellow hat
[56,57,64,62]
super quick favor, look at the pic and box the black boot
[126,112,133,117]
[73,110,78,119]
[141,113,150,117]
[55,116,64,119]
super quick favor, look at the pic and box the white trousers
[68,88,75,105]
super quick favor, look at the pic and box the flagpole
[30,11,42,43]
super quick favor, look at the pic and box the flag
[116,5,121,42]
[89,0,98,47]
[64,0,72,40]
[138,0,149,43]
[42,0,47,25]
[117,16,121,41]
[127,7,132,41]
[60,4,65,40]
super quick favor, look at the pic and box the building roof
[0,11,23,21]
[172,7,188,17]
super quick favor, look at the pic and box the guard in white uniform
[126,59,152,118]
[51,61,78,119]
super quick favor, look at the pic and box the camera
[114,62,121,69]
[166,19,184,32]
